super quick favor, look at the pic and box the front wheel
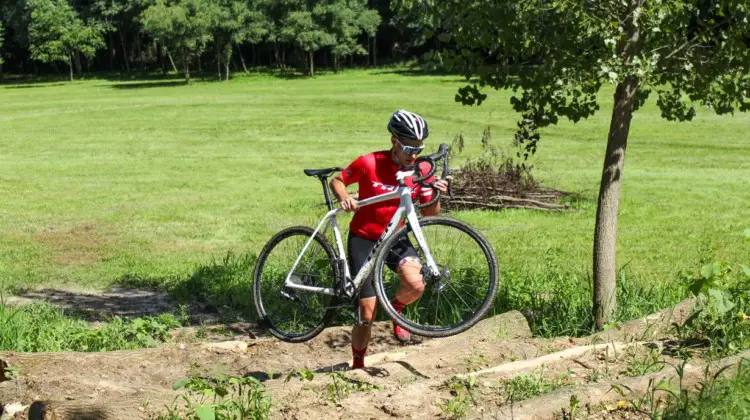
[373,217,499,338]
[252,226,340,343]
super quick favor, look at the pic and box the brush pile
[441,129,573,212]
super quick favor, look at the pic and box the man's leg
[394,256,425,304]
[351,297,377,369]
[391,256,424,342]
[348,233,378,369]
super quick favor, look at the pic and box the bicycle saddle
[303,167,343,177]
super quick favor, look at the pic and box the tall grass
[662,361,750,419]
[0,302,181,352]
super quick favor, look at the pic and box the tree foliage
[0,0,426,77]
[316,0,381,71]
[398,0,750,328]
[402,0,750,155]
[26,0,105,81]
[140,0,214,82]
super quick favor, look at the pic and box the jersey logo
[372,181,416,194]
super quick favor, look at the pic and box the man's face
[391,136,424,167]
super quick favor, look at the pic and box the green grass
[0,302,182,351]
[1,67,749,337]
[662,361,750,419]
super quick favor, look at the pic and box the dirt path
[2,297,743,420]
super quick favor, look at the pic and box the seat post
[319,176,335,211]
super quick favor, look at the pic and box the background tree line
[0,0,433,81]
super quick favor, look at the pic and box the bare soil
[1,296,743,420]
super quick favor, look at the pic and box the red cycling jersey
[340,150,435,241]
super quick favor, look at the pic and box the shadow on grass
[8,288,173,322]
[4,252,257,325]
[109,80,186,89]
[1,82,70,89]
[116,252,258,322]
[0,64,473,89]
[370,66,476,83]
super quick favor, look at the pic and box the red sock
[352,346,367,369]
[391,299,407,313]
[391,299,410,342]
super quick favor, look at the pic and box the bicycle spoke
[374,218,498,337]
[253,227,338,342]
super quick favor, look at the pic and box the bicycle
[252,144,499,343]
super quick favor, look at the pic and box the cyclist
[330,109,449,369]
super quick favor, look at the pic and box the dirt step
[0,311,532,419]
[0,299,703,420]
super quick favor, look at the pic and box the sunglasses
[395,138,425,155]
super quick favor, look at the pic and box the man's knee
[397,257,424,292]
[357,297,377,324]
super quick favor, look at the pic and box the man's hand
[340,196,358,212]
[433,176,451,193]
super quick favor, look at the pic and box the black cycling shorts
[347,231,419,300]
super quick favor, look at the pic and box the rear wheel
[252,226,339,343]
[373,217,498,338]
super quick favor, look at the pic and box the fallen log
[484,349,750,419]
[457,342,642,380]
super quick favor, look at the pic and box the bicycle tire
[373,217,498,338]
[252,226,340,343]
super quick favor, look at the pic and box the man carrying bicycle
[330,110,449,369]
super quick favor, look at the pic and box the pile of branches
[442,159,572,212]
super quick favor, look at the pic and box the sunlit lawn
[1,68,748,296]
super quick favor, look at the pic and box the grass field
[1,68,748,334]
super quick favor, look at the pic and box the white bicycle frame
[283,170,440,297]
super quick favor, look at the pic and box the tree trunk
[108,32,115,70]
[135,31,142,69]
[373,35,377,66]
[334,55,339,73]
[184,56,190,83]
[309,51,314,76]
[593,0,641,330]
[237,44,248,73]
[73,51,82,75]
[166,49,178,73]
[226,62,230,81]
[367,36,372,66]
[119,30,130,73]
[157,43,167,75]
[217,57,222,81]
[68,55,74,82]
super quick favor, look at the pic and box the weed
[437,375,479,419]
[285,369,314,383]
[463,350,490,372]
[662,359,750,419]
[2,364,19,380]
[436,393,470,419]
[675,258,750,358]
[325,371,382,403]
[623,348,665,377]
[498,368,572,403]
[611,357,750,419]
[153,375,271,419]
